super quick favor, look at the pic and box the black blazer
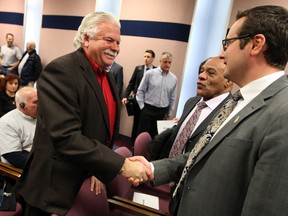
[123,65,156,98]
[16,48,124,215]
[150,94,231,160]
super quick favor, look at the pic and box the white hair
[15,87,37,107]
[73,11,121,48]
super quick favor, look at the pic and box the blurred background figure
[0,33,22,75]
[136,51,177,138]
[0,74,20,117]
[109,61,123,98]
[18,41,42,87]
[122,49,156,143]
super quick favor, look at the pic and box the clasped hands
[89,156,153,196]
[120,156,153,186]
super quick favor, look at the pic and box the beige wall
[0,0,287,138]
[0,0,24,52]
[229,0,288,78]
[40,0,96,65]
[118,0,195,136]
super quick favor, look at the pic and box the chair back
[65,178,110,216]
[134,132,152,161]
[0,203,22,216]
[107,147,132,198]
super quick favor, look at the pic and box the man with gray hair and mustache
[15,12,151,215]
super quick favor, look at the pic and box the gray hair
[73,11,121,48]
[26,41,36,50]
[161,52,173,59]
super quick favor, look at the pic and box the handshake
[120,156,154,186]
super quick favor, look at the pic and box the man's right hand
[121,98,127,105]
[120,158,153,186]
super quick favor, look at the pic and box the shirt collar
[158,66,169,75]
[200,92,230,110]
[84,51,106,77]
[240,71,285,102]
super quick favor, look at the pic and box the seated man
[0,87,37,168]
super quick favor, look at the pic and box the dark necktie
[169,101,207,158]
[173,91,242,197]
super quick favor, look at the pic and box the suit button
[186,186,195,191]
[106,138,110,144]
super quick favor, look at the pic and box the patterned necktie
[173,90,242,197]
[169,101,207,158]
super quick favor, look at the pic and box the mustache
[104,49,117,57]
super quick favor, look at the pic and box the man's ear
[83,33,90,47]
[251,34,266,56]
[225,79,233,88]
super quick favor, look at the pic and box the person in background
[150,56,233,160]
[18,41,42,87]
[109,61,123,98]
[0,74,20,117]
[131,5,288,216]
[15,11,151,216]
[0,87,37,169]
[122,49,156,143]
[136,51,177,138]
[0,33,22,75]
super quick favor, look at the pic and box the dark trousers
[137,103,168,139]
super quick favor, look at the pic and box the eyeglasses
[222,34,252,51]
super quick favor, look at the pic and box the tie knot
[232,90,242,102]
[197,101,207,109]
[146,67,150,71]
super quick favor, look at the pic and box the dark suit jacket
[150,94,231,160]
[110,62,123,98]
[20,50,42,85]
[153,75,288,216]
[16,48,124,215]
[123,65,156,98]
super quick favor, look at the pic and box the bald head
[15,87,38,118]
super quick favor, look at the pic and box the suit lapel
[171,97,200,140]
[192,75,288,166]
[191,94,231,139]
[76,49,111,133]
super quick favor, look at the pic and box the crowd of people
[0,4,287,216]
[0,33,42,118]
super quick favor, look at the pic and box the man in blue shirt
[136,51,177,138]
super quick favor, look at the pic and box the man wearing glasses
[131,5,288,216]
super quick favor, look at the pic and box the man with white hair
[18,41,42,87]
[15,12,151,216]
[0,87,37,169]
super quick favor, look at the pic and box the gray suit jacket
[153,75,288,216]
[150,94,231,160]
